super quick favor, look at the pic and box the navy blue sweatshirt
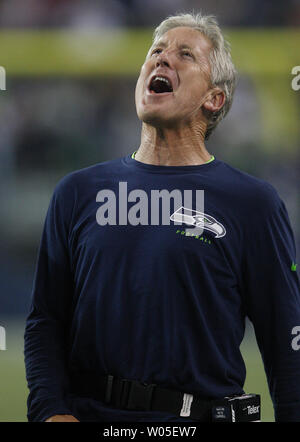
[24,154,300,422]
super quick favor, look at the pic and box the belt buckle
[127,380,155,411]
[106,377,132,408]
[105,375,114,403]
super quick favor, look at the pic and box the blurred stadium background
[0,0,299,422]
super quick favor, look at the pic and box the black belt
[70,373,212,421]
[70,373,260,422]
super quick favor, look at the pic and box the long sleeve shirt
[24,154,300,422]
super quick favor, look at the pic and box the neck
[135,121,212,166]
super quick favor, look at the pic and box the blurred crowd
[0,0,300,28]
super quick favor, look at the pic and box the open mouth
[149,76,173,94]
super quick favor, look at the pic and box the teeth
[154,76,171,86]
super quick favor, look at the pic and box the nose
[155,52,171,68]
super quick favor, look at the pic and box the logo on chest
[170,206,226,238]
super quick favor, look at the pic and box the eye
[151,48,162,56]
[181,50,194,59]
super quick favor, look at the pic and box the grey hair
[152,12,237,139]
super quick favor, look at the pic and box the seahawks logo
[170,206,226,239]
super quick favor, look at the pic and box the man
[24,13,300,422]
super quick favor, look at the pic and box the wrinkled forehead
[147,26,213,58]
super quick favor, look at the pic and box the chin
[138,109,178,128]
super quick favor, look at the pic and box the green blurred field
[0,317,274,422]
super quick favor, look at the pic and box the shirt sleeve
[24,176,76,422]
[241,183,300,422]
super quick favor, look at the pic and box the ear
[203,88,225,113]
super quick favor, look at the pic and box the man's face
[135,26,213,128]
